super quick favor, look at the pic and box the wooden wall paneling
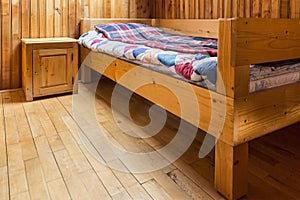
[82,0,88,18]
[200,0,205,18]
[69,0,76,38]
[103,0,112,18]
[129,0,137,18]
[171,0,175,18]
[281,0,290,18]
[149,0,156,18]
[75,0,82,38]
[1,0,11,89]
[62,0,68,37]
[224,0,232,18]
[89,0,96,17]
[2,0,300,90]
[54,0,62,37]
[212,0,219,18]
[46,0,54,37]
[218,0,224,18]
[189,0,195,18]
[0,2,2,90]
[245,0,251,17]
[179,0,184,19]
[291,0,300,18]
[39,0,46,38]
[113,0,129,18]
[184,0,189,18]
[11,0,21,88]
[238,0,245,17]
[252,0,261,17]
[262,0,271,18]
[195,0,199,18]
[271,0,280,18]
[0,0,1,90]
[139,0,151,18]
[205,0,212,19]
[173,0,178,18]
[30,0,39,37]
[232,0,238,17]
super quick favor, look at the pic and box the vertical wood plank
[212,0,219,18]
[232,0,238,17]
[281,0,290,18]
[1,0,11,89]
[184,0,189,18]
[262,0,271,18]
[224,0,232,17]
[205,0,212,18]
[0,0,2,88]
[39,0,46,37]
[252,0,261,17]
[61,0,68,36]
[189,0,195,18]
[104,0,111,18]
[75,0,82,38]
[271,0,280,18]
[11,0,21,88]
[171,0,176,19]
[30,0,39,37]
[21,0,30,38]
[290,0,300,18]
[200,0,205,18]
[238,0,245,17]
[180,0,184,19]
[54,0,62,36]
[46,0,54,37]
[137,0,150,18]
[69,0,76,38]
[245,0,251,17]
[129,0,137,18]
[195,0,199,18]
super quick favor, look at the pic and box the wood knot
[234,160,240,165]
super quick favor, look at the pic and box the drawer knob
[34,72,39,75]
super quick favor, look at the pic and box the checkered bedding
[79,23,300,92]
[95,23,218,56]
[79,29,218,84]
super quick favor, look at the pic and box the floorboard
[0,80,299,199]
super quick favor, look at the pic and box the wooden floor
[0,78,300,200]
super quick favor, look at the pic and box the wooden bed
[79,18,300,200]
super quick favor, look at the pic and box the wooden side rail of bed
[79,18,300,200]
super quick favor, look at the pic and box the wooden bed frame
[79,18,300,200]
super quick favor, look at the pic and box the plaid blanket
[79,30,218,84]
[95,23,218,56]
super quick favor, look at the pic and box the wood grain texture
[2,1,300,90]
[22,38,78,101]
[155,0,300,19]
[215,141,248,200]
[0,0,152,90]
[232,18,300,66]
[1,87,300,199]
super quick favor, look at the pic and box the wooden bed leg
[215,141,248,200]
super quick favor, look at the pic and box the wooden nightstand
[22,37,78,101]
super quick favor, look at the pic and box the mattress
[79,23,300,93]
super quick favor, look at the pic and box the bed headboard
[80,18,219,39]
